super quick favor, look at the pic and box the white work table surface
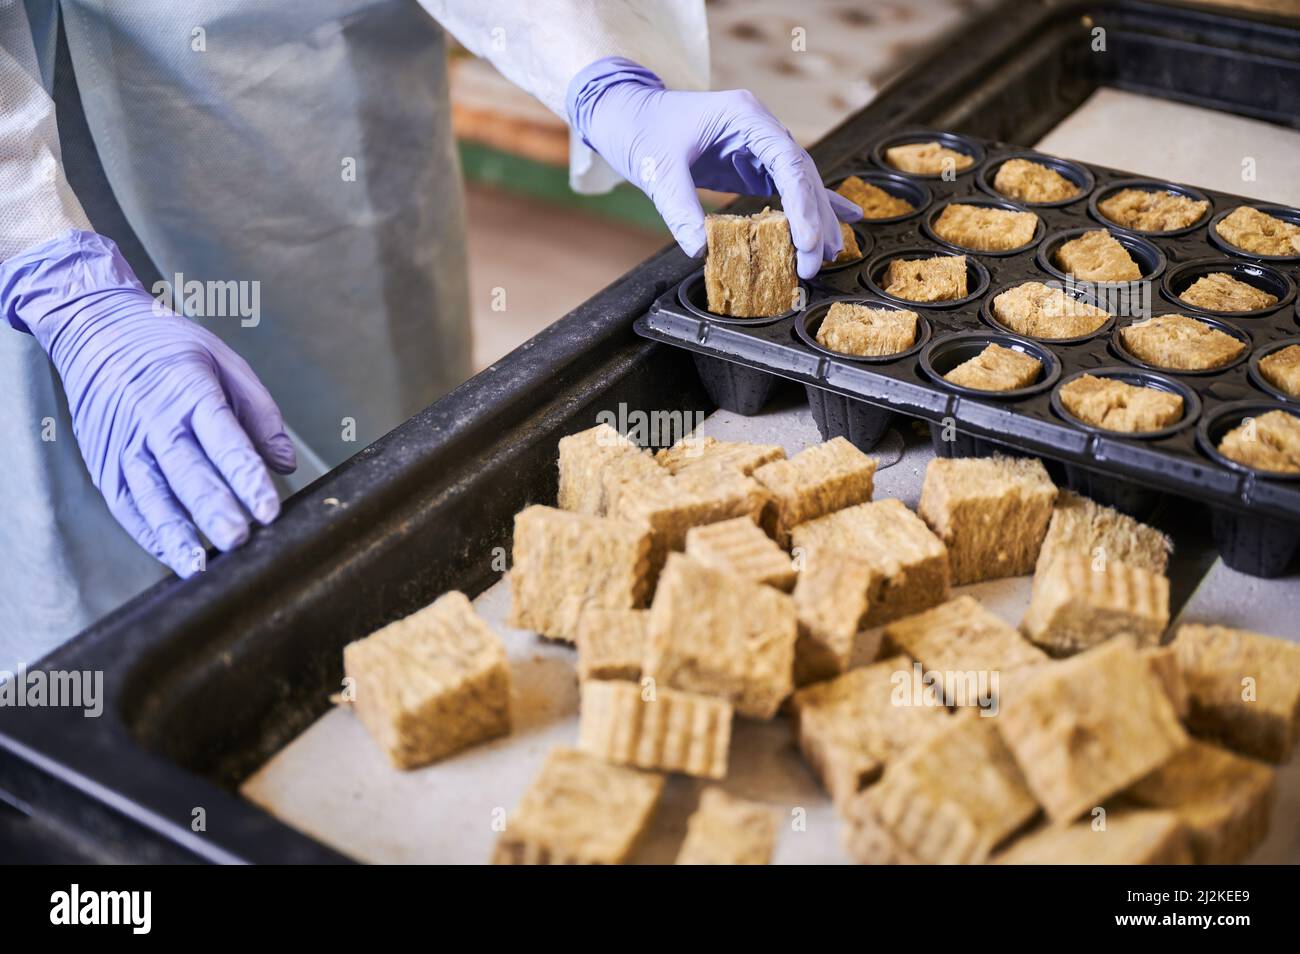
[242,90,1300,864]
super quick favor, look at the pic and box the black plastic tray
[636,136,1300,576]
[3,0,1300,863]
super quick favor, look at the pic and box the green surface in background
[459,140,719,233]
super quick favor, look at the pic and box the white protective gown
[0,0,707,670]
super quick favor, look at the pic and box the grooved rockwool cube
[676,789,777,865]
[752,437,876,546]
[1172,623,1300,763]
[918,455,1057,585]
[508,505,652,642]
[655,435,786,478]
[575,608,647,682]
[995,640,1189,824]
[791,498,949,626]
[843,711,1039,865]
[607,467,769,585]
[557,423,662,516]
[704,209,798,318]
[644,554,797,719]
[1021,552,1169,655]
[685,516,796,590]
[491,748,664,865]
[883,595,1046,678]
[1034,491,1171,578]
[577,679,732,779]
[1123,740,1275,864]
[343,591,511,770]
[791,655,951,807]
[993,809,1192,865]
[791,550,875,686]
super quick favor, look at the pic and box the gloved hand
[0,230,296,578]
[567,57,861,279]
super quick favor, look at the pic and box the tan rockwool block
[676,789,777,865]
[1058,374,1183,432]
[577,679,732,779]
[918,455,1057,584]
[993,809,1192,865]
[343,591,512,770]
[644,554,796,719]
[1123,740,1275,864]
[1096,188,1209,232]
[704,209,798,318]
[1034,490,1170,577]
[685,516,796,590]
[883,595,1046,677]
[791,549,876,687]
[1215,205,1300,257]
[1120,313,1246,371]
[1258,344,1300,398]
[556,423,662,516]
[836,175,914,218]
[882,254,968,303]
[995,640,1189,823]
[791,655,950,807]
[508,505,652,642]
[1053,229,1141,282]
[826,221,862,264]
[791,498,949,626]
[655,435,785,478]
[884,141,974,175]
[575,608,647,682]
[931,203,1039,252]
[1178,272,1277,313]
[814,302,918,357]
[1140,645,1189,720]
[843,711,1039,864]
[607,467,769,585]
[491,748,664,865]
[1021,552,1169,655]
[992,158,1079,203]
[944,343,1042,392]
[990,281,1110,339]
[1172,623,1300,763]
[752,437,876,546]
[1216,409,1300,474]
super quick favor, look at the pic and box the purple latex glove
[567,57,861,279]
[0,230,296,577]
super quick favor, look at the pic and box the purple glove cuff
[565,56,665,148]
[0,229,141,337]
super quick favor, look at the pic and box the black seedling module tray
[636,133,1300,576]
